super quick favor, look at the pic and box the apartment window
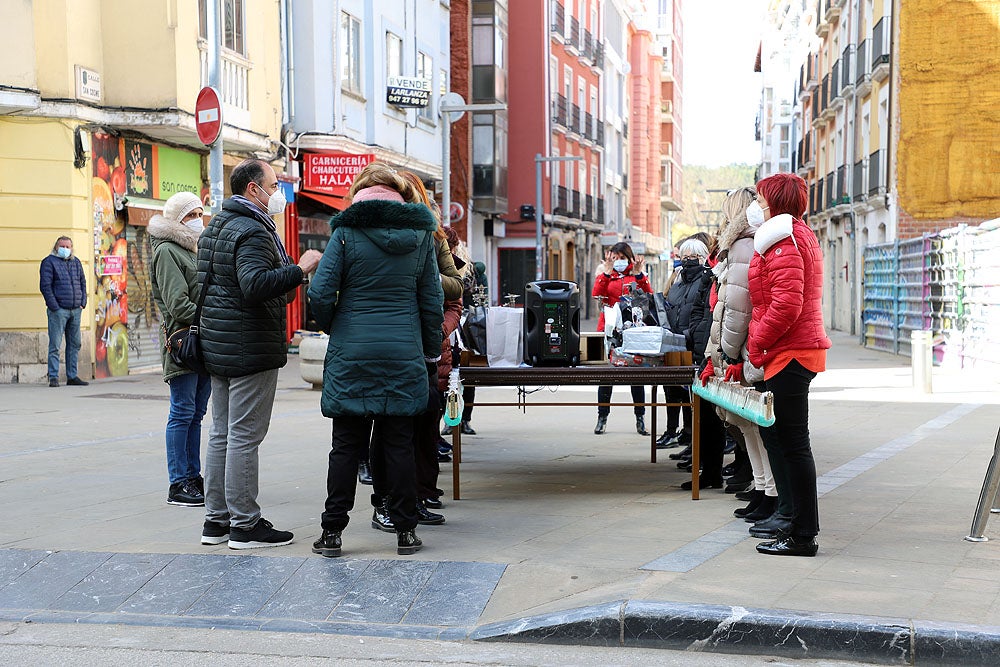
[386,32,403,80]
[440,68,448,97]
[417,51,433,121]
[340,12,362,95]
[780,125,790,159]
[590,1,598,37]
[198,0,245,54]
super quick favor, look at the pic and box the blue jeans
[166,372,212,484]
[47,307,82,379]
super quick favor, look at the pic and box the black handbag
[159,220,229,375]
[165,322,205,375]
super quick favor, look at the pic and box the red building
[505,0,605,308]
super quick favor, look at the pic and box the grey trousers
[204,369,280,529]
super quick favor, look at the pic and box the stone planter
[299,333,328,390]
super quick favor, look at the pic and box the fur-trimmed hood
[331,199,438,256]
[148,214,200,253]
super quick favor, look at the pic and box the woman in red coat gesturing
[592,242,653,435]
[745,173,831,557]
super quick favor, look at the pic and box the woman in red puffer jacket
[746,173,831,558]
[592,242,653,436]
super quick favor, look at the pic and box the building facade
[0,0,283,382]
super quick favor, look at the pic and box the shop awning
[298,190,348,211]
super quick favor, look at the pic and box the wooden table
[449,364,703,500]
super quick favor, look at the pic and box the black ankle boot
[358,460,373,486]
[635,415,649,436]
[371,497,395,532]
[311,529,342,558]
[669,445,692,460]
[744,495,778,523]
[594,415,607,435]
[734,490,765,518]
[397,529,423,555]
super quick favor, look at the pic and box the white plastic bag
[486,306,524,367]
[603,305,622,338]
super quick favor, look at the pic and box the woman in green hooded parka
[307,162,444,559]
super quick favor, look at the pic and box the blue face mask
[57,247,71,260]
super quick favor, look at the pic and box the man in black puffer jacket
[196,159,322,550]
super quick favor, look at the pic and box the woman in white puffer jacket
[702,186,776,521]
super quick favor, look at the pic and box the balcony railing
[596,123,605,147]
[816,177,824,215]
[582,30,594,61]
[825,171,835,209]
[622,120,628,138]
[856,39,869,86]
[868,149,885,195]
[872,18,890,68]
[584,194,594,221]
[622,173,628,190]
[811,89,819,122]
[199,46,250,112]
[830,59,841,100]
[568,17,580,49]
[809,182,817,216]
[821,74,829,111]
[556,185,569,213]
[594,42,604,69]
[551,2,565,35]
[571,189,581,218]
[569,102,582,134]
[853,159,866,202]
[584,111,594,139]
[835,164,848,204]
[841,46,853,90]
[552,94,568,127]
[596,197,605,225]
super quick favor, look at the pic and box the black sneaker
[66,376,89,386]
[397,529,423,555]
[167,481,205,507]
[48,378,59,387]
[228,518,293,550]
[312,529,342,558]
[201,520,230,545]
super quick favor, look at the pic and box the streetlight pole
[534,154,582,281]
[206,0,223,213]
[438,93,506,228]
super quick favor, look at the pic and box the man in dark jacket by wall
[197,159,321,550]
[39,236,88,387]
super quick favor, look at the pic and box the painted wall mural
[91,132,129,377]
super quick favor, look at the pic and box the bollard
[911,330,933,393]
[965,429,1000,542]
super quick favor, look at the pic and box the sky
[681,0,768,167]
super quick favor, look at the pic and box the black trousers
[757,360,819,538]
[663,386,692,434]
[323,415,418,532]
[698,392,726,483]
[597,385,646,417]
[461,385,475,422]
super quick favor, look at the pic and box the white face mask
[612,259,629,273]
[746,201,766,227]
[184,219,204,235]
[252,183,287,216]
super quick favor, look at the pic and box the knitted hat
[162,191,204,224]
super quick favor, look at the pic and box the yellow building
[0,0,284,383]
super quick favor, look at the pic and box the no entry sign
[195,87,223,146]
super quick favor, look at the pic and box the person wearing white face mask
[39,235,89,387]
[150,190,211,507]
[195,159,322,550]
[697,187,776,508]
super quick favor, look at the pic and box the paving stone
[328,559,437,624]
[404,561,506,626]
[121,554,243,615]
[52,552,175,612]
[0,550,111,609]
